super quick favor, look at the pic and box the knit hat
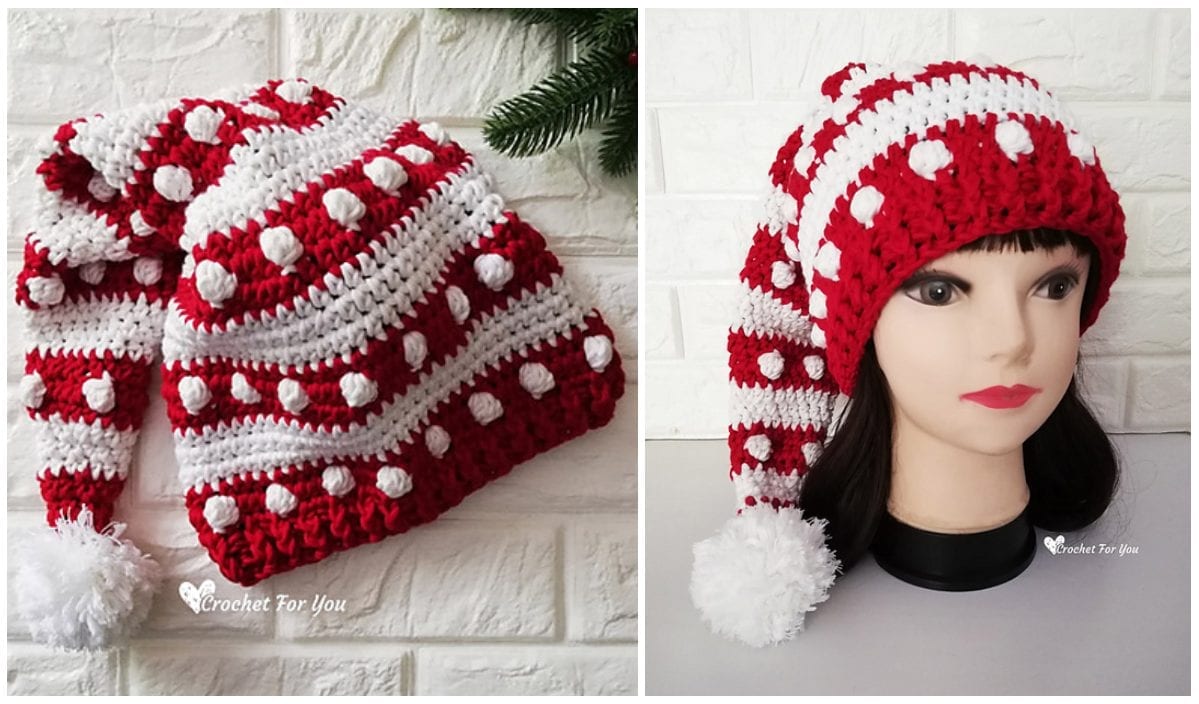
[14,78,625,650]
[690,60,1126,647]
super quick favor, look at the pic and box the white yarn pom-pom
[519,362,556,399]
[230,372,261,404]
[87,173,117,202]
[690,505,840,647]
[376,466,413,499]
[153,165,194,202]
[473,253,515,291]
[908,139,953,180]
[850,185,883,228]
[82,372,115,414]
[133,257,162,286]
[424,425,451,458]
[277,378,309,413]
[204,495,239,532]
[418,122,448,145]
[803,354,826,381]
[259,226,304,272]
[771,261,796,290]
[184,105,225,145]
[403,331,428,369]
[15,506,162,651]
[757,350,785,381]
[322,465,356,497]
[177,376,212,415]
[79,262,106,285]
[322,188,366,230]
[995,119,1034,162]
[468,392,504,425]
[364,157,409,193]
[340,372,378,408]
[27,275,65,306]
[1067,131,1096,166]
[446,286,471,323]
[813,241,842,281]
[21,372,46,409]
[129,211,156,237]
[265,484,298,516]
[396,144,435,165]
[584,335,614,372]
[275,79,312,104]
[194,260,237,307]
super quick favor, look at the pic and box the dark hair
[797,228,1120,571]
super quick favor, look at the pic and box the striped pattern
[15,79,624,586]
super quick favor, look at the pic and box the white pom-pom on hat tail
[690,504,840,647]
[15,505,162,651]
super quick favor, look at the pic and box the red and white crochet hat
[691,60,1126,647]
[14,79,625,650]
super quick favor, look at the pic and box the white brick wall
[645,8,1190,438]
[7,9,636,695]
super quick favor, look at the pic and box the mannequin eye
[1036,273,1080,301]
[903,278,960,306]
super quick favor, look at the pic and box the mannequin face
[872,244,1091,459]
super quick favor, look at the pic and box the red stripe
[38,470,125,531]
[728,423,825,486]
[25,349,154,431]
[728,329,834,390]
[739,226,808,312]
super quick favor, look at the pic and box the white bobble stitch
[178,376,212,415]
[474,253,514,291]
[21,373,46,409]
[396,144,435,165]
[782,235,801,262]
[322,465,355,497]
[803,355,826,381]
[908,139,953,180]
[757,350,785,381]
[1068,131,1096,166]
[133,257,162,286]
[203,495,239,533]
[184,105,225,145]
[259,226,303,272]
[278,378,309,413]
[323,188,366,230]
[519,363,556,399]
[811,323,827,348]
[181,255,196,279]
[403,331,428,369]
[340,372,378,408]
[79,261,106,285]
[813,241,842,281]
[809,288,828,319]
[850,185,883,228]
[584,335,614,372]
[771,261,796,290]
[265,484,298,516]
[376,466,413,499]
[418,122,448,145]
[801,441,824,467]
[241,103,279,120]
[27,275,64,306]
[87,173,117,202]
[275,79,312,104]
[744,434,772,462]
[468,392,503,425]
[363,157,408,193]
[195,260,237,307]
[793,146,816,173]
[82,372,115,414]
[153,165,194,202]
[995,119,1034,162]
[129,211,156,237]
[231,372,262,404]
[446,286,470,323]
[425,425,451,458]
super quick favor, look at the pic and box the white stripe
[68,98,176,191]
[34,413,138,481]
[162,164,503,369]
[174,275,587,488]
[794,72,1067,289]
[732,463,803,507]
[729,382,838,433]
[732,283,813,342]
[182,100,398,250]
[794,63,900,174]
[29,181,130,268]
[25,294,168,362]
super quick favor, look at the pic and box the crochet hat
[690,60,1126,647]
[14,78,624,650]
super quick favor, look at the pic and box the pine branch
[599,86,637,177]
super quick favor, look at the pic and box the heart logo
[178,579,216,614]
[1043,535,1066,555]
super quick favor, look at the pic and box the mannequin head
[798,228,1119,568]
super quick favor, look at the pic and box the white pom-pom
[133,257,162,286]
[810,324,827,349]
[87,173,117,202]
[995,119,1034,162]
[15,506,162,651]
[771,261,796,290]
[584,335,614,372]
[323,188,366,230]
[850,185,883,228]
[808,288,828,319]
[27,275,65,306]
[153,165,194,202]
[425,425,451,458]
[275,79,312,104]
[1067,131,1096,166]
[129,211,156,238]
[184,105,225,145]
[194,260,237,307]
[82,372,115,414]
[803,355,825,381]
[230,373,261,404]
[265,484,298,516]
[340,372,377,408]
[241,103,279,120]
[364,157,408,193]
[908,139,953,180]
[396,144,435,165]
[178,376,212,415]
[21,373,46,409]
[813,241,842,281]
[259,226,303,272]
[322,465,356,497]
[418,122,448,145]
[744,434,772,462]
[79,262,106,285]
[403,331,428,369]
[757,350,784,381]
[277,378,309,413]
[474,253,514,291]
[204,495,239,532]
[376,466,413,499]
[468,392,504,425]
[690,505,840,647]
[446,286,470,323]
[519,362,556,399]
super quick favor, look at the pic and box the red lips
[960,384,1042,409]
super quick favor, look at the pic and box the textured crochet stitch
[15,78,625,587]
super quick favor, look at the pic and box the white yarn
[468,392,503,425]
[446,285,471,323]
[396,144,434,165]
[418,122,448,145]
[259,226,303,272]
[744,434,772,462]
[82,372,115,414]
[15,506,162,651]
[363,157,408,193]
[995,119,1034,162]
[849,185,883,228]
[153,165,194,202]
[79,261,106,285]
[178,376,212,415]
[376,466,413,498]
[322,188,366,230]
[908,139,953,180]
[322,465,355,497]
[129,211,156,237]
[808,288,828,319]
[87,173,117,202]
[194,260,237,307]
[403,331,428,369]
[133,257,162,286]
[801,442,824,467]
[813,241,842,281]
[793,146,816,173]
[27,275,65,306]
[474,253,515,291]
[803,355,825,381]
[184,105,225,145]
[424,425,451,458]
[277,378,309,413]
[230,373,262,404]
[1067,131,1096,166]
[275,79,312,104]
[21,373,46,409]
[518,362,555,399]
[241,103,279,120]
[203,495,239,532]
[771,261,796,290]
[757,350,784,381]
[584,335,614,372]
[340,372,378,408]
[690,505,840,647]
[264,484,298,516]
[810,324,827,349]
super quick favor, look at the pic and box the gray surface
[646,434,1190,695]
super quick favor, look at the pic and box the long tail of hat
[689,125,842,648]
